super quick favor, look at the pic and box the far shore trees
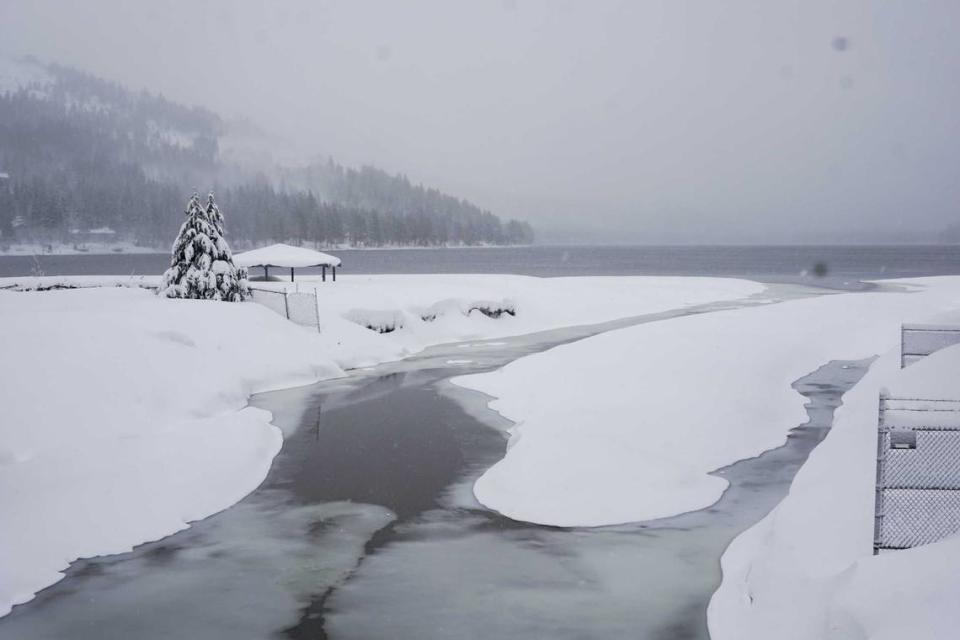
[158,193,250,301]
[0,68,535,248]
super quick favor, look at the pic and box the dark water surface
[2,245,959,288]
[0,286,871,639]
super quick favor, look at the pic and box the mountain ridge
[0,56,534,249]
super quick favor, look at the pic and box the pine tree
[158,192,249,301]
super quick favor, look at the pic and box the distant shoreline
[4,241,960,257]
[0,242,538,257]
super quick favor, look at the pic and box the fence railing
[249,286,320,331]
[901,324,960,368]
[874,394,960,553]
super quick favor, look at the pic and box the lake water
[2,245,959,288]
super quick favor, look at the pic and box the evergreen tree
[158,192,249,301]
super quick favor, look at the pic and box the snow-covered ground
[708,288,960,640]
[0,273,760,617]
[452,277,960,528]
[2,273,765,370]
[0,288,341,617]
[303,274,765,361]
[8,273,960,631]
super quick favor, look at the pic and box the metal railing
[874,394,960,553]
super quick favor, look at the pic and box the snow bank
[234,275,764,370]
[0,273,764,617]
[343,308,406,334]
[311,274,763,354]
[0,288,344,617]
[709,282,960,640]
[453,277,960,527]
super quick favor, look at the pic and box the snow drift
[0,273,763,617]
[709,279,960,640]
[453,278,960,527]
[0,287,342,616]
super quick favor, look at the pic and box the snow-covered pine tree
[158,192,250,301]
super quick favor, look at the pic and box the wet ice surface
[0,491,393,639]
[321,359,873,640]
[0,284,869,639]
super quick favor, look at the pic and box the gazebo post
[332,266,336,282]
[322,265,327,282]
[264,265,269,279]
[290,267,295,282]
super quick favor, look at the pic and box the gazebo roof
[233,243,342,269]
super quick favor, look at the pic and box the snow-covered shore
[0,288,340,617]
[0,273,761,617]
[708,287,960,640]
[444,275,960,639]
[451,278,960,527]
[0,242,535,256]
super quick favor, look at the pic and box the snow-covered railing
[901,324,960,368]
[874,393,960,553]
[248,286,320,332]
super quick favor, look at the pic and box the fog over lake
[3,0,958,243]
[5,4,960,638]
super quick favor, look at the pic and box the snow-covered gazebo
[233,243,342,282]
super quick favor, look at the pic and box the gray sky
[2,0,959,243]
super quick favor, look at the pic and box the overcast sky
[2,0,958,243]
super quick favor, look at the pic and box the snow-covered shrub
[467,299,517,319]
[418,298,518,322]
[158,193,249,301]
[418,299,465,322]
[343,309,406,334]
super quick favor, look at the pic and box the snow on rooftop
[233,243,342,269]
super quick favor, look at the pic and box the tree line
[0,62,534,248]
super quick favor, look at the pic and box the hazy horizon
[2,0,959,244]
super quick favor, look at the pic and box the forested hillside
[0,59,533,249]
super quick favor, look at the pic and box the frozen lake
[2,244,960,289]
[0,288,871,639]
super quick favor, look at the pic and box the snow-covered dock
[234,243,342,282]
